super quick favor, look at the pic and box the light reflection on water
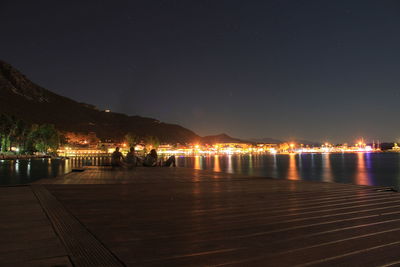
[356,152,368,186]
[3,153,400,189]
[322,153,332,183]
[177,153,400,189]
[0,157,111,185]
[288,153,299,181]
[227,155,233,174]
[214,155,221,172]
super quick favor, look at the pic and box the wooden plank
[0,186,69,266]
[31,184,124,267]
[37,167,400,266]
[24,256,73,267]
[0,167,397,266]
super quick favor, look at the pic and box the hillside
[249,137,282,144]
[0,60,200,143]
[201,133,249,144]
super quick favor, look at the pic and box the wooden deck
[0,186,72,266]
[3,167,400,266]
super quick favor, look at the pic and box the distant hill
[250,137,319,146]
[288,139,321,146]
[0,60,200,143]
[249,137,282,144]
[201,133,249,144]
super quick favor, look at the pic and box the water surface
[0,157,109,185]
[2,153,400,189]
[176,153,400,189]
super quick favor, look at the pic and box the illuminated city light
[55,138,382,157]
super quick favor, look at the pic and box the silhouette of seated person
[124,147,136,169]
[143,149,176,167]
[111,147,124,168]
[162,155,176,167]
[143,149,158,167]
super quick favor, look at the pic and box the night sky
[1,1,400,143]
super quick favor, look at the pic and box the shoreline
[0,154,51,160]
[0,150,397,161]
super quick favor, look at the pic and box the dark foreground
[2,167,400,266]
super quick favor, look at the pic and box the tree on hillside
[0,114,35,153]
[0,114,11,152]
[10,119,31,152]
[0,114,62,154]
[124,133,139,147]
[28,124,60,153]
[0,114,18,152]
[144,136,160,150]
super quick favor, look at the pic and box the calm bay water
[0,158,71,185]
[2,153,400,189]
[176,153,400,190]
[0,157,109,185]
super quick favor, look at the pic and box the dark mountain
[0,60,200,143]
[250,137,319,145]
[201,133,250,144]
[289,139,320,146]
[249,137,282,144]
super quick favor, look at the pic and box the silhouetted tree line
[0,114,61,154]
[124,133,160,153]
